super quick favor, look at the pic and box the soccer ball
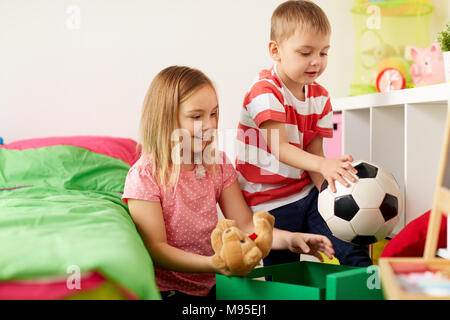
[318,160,402,246]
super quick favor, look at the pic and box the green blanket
[0,146,161,300]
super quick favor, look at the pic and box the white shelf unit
[332,83,450,235]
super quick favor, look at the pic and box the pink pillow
[1,136,140,167]
[381,210,447,258]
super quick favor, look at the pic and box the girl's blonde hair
[139,65,216,188]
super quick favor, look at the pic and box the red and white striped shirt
[236,66,333,212]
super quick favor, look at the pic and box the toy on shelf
[410,43,446,87]
[376,56,412,92]
[318,160,402,245]
[211,211,274,275]
[359,29,396,70]
[351,0,434,96]
[376,68,405,92]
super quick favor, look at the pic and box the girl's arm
[218,180,335,260]
[127,199,217,274]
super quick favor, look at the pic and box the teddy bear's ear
[222,229,246,272]
[253,212,275,258]
[211,219,238,253]
[216,219,237,231]
[254,212,275,227]
[211,228,224,253]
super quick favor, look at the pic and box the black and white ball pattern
[318,160,402,246]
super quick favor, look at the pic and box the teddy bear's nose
[240,240,245,243]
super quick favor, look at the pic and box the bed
[0,136,161,300]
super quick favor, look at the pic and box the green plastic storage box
[216,261,384,300]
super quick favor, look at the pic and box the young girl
[122,66,335,300]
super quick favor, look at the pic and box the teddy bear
[211,211,275,275]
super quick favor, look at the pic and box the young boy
[236,0,372,267]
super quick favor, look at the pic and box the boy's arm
[259,120,357,193]
[260,120,324,174]
[305,135,326,190]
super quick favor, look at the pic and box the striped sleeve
[244,80,286,127]
[313,90,333,138]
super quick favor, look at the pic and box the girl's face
[178,85,219,156]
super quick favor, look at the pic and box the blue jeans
[263,188,372,269]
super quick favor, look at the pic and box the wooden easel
[424,105,450,259]
[379,104,450,300]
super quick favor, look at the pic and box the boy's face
[272,27,330,87]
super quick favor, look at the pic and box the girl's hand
[319,155,358,193]
[209,256,255,278]
[217,267,253,278]
[287,233,335,262]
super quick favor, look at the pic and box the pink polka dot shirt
[122,151,237,296]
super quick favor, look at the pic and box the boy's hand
[320,155,358,193]
[287,233,335,262]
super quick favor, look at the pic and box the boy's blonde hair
[139,66,216,188]
[271,0,331,44]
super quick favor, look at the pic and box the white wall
[1,0,449,150]
[0,0,277,145]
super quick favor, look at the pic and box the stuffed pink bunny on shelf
[410,43,446,87]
